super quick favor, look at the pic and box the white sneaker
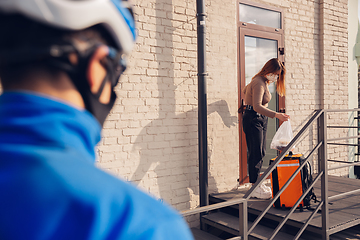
[252,183,272,199]
[262,183,272,192]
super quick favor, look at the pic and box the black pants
[242,109,268,183]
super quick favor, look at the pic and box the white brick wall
[206,0,239,195]
[281,0,349,175]
[98,0,201,213]
[95,0,351,228]
[322,0,349,177]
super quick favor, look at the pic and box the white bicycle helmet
[0,0,136,55]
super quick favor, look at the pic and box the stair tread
[191,228,223,240]
[202,212,310,240]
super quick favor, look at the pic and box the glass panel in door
[244,36,278,170]
[239,3,281,29]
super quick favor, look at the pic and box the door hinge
[279,47,285,55]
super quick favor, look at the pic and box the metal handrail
[247,141,322,235]
[327,143,360,146]
[329,188,360,201]
[327,126,360,129]
[269,172,323,240]
[182,108,360,240]
[181,197,246,217]
[325,109,360,203]
[180,192,249,240]
[244,109,323,201]
[245,109,325,239]
[327,135,360,142]
[325,108,360,113]
[327,160,360,171]
[294,200,324,240]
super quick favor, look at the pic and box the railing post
[239,201,247,240]
[318,110,329,240]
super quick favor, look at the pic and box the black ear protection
[0,43,127,126]
[55,43,126,126]
[99,47,127,89]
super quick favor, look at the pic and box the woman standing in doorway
[242,58,289,199]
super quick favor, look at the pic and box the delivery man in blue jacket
[0,0,194,239]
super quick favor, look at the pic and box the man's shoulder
[86,169,194,239]
[0,151,193,239]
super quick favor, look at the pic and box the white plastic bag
[270,120,294,151]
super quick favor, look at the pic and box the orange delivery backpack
[270,152,317,211]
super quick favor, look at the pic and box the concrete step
[191,227,223,240]
[201,211,311,240]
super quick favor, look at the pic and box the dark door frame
[237,0,285,184]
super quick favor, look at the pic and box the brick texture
[283,0,349,175]
[96,0,240,228]
[95,0,351,228]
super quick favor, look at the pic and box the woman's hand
[275,112,290,122]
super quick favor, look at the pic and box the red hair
[253,58,286,97]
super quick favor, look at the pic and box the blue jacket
[0,92,194,240]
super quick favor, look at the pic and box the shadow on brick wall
[130,99,237,208]
[129,0,237,210]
